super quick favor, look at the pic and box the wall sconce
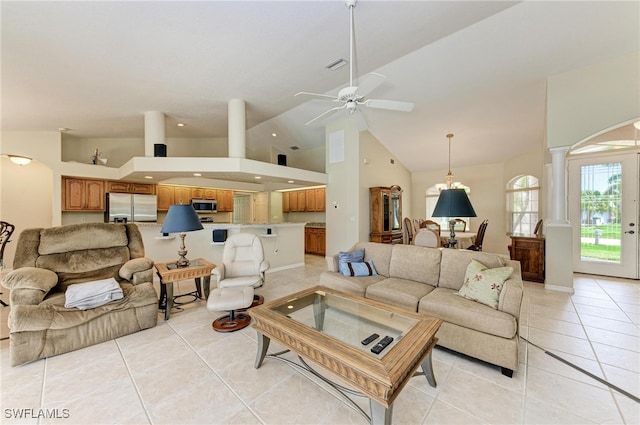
[8,155,32,165]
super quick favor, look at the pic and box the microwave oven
[191,199,217,213]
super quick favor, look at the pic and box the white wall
[547,52,640,148]
[359,131,412,242]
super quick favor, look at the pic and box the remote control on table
[361,333,380,346]
[371,336,394,354]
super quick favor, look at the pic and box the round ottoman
[207,286,255,332]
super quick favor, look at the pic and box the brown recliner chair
[1,223,158,366]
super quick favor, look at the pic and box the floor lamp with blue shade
[432,189,477,249]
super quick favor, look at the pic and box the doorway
[568,150,639,279]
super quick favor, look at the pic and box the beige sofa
[2,223,158,366]
[319,242,523,377]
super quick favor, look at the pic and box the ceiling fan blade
[356,72,386,96]
[351,110,369,131]
[363,99,414,112]
[295,91,338,101]
[305,104,347,126]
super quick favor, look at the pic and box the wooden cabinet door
[174,187,192,205]
[216,190,233,211]
[282,192,290,212]
[191,187,204,199]
[203,188,217,200]
[85,180,105,210]
[317,228,326,255]
[315,188,325,212]
[106,181,130,193]
[131,183,155,195]
[64,178,86,210]
[157,185,175,211]
[297,190,306,212]
[289,191,298,212]
[305,190,316,212]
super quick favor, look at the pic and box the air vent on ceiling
[290,146,300,151]
[325,59,347,71]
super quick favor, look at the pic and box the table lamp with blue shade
[160,204,204,267]
[432,189,477,249]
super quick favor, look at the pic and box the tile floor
[1,255,639,424]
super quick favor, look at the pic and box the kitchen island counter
[139,222,307,273]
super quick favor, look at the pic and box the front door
[568,150,639,279]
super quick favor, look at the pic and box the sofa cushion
[419,288,518,339]
[319,271,385,297]
[458,259,513,309]
[339,259,378,277]
[388,244,441,286]
[438,249,509,290]
[366,277,435,312]
[38,223,129,255]
[338,249,365,266]
[352,242,394,277]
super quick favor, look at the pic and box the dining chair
[0,221,15,307]
[534,219,544,236]
[453,218,467,232]
[467,219,488,251]
[403,217,415,244]
[413,228,441,248]
[420,219,441,234]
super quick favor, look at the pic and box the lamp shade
[160,204,204,234]
[432,189,477,218]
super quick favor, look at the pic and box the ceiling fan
[295,0,414,128]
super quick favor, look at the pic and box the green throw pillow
[458,259,513,309]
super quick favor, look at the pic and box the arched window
[506,175,540,234]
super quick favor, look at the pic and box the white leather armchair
[212,233,270,289]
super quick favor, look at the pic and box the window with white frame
[506,175,539,235]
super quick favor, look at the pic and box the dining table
[439,231,476,249]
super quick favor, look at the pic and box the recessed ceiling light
[193,173,202,177]
[58,127,69,132]
[144,176,153,179]
[177,123,185,127]
[272,133,277,137]
[288,180,294,183]
[254,176,262,180]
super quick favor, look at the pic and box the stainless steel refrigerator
[105,193,157,223]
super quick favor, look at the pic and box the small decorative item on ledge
[90,148,107,165]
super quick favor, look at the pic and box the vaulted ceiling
[2,1,638,173]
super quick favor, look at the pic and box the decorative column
[549,146,570,224]
[228,99,246,158]
[545,146,574,294]
[144,111,165,157]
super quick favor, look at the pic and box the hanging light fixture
[435,134,466,192]
[8,155,32,165]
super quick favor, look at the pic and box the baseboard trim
[266,262,305,274]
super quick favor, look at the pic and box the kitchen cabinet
[289,191,299,212]
[191,187,204,199]
[216,189,234,212]
[156,185,175,211]
[63,177,105,211]
[314,188,326,212]
[509,235,545,283]
[173,186,192,205]
[369,185,403,244]
[305,227,326,256]
[282,188,325,213]
[203,188,217,200]
[106,181,155,195]
[282,192,290,212]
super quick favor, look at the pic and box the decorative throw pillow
[338,249,365,268]
[458,259,513,309]
[339,259,378,277]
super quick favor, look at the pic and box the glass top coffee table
[251,286,442,425]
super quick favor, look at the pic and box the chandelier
[436,133,467,191]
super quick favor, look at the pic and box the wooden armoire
[369,185,403,244]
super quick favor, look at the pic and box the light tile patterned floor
[1,255,638,424]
